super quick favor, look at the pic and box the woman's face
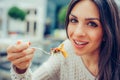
[67,0,103,56]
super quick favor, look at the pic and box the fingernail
[28,42,31,45]
[17,40,21,45]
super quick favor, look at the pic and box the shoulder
[62,39,74,55]
[62,39,71,45]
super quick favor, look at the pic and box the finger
[7,52,26,61]
[7,40,23,53]
[7,48,35,61]
[16,40,22,45]
[7,42,30,53]
[15,60,30,70]
[22,48,35,55]
[12,54,34,66]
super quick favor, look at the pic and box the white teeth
[75,41,87,45]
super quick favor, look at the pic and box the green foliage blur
[8,6,27,21]
[58,6,68,24]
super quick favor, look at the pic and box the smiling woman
[67,0,103,57]
[7,0,120,80]
[65,0,120,79]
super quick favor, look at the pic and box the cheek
[67,25,74,37]
[91,30,103,43]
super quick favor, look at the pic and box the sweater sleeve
[10,53,63,80]
[10,64,32,80]
[32,54,62,80]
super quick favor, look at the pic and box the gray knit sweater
[11,39,96,80]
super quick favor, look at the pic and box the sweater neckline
[63,39,97,79]
[79,56,96,79]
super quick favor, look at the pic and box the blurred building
[0,0,70,47]
[0,0,47,40]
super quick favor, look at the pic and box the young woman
[7,0,120,80]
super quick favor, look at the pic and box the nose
[74,23,86,37]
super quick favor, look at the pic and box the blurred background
[0,0,120,80]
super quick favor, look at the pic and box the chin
[74,50,84,56]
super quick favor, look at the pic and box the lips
[73,40,88,48]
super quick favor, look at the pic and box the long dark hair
[65,0,120,80]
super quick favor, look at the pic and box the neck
[81,53,99,76]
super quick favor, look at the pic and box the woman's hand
[7,41,35,73]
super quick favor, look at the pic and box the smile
[74,40,88,48]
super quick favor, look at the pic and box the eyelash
[87,21,98,27]
[69,18,78,23]
[69,18,98,27]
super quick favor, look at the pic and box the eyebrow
[85,18,100,21]
[69,14,77,18]
[70,14,100,21]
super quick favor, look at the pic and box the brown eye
[69,18,78,23]
[87,21,98,27]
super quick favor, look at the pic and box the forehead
[70,0,100,19]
